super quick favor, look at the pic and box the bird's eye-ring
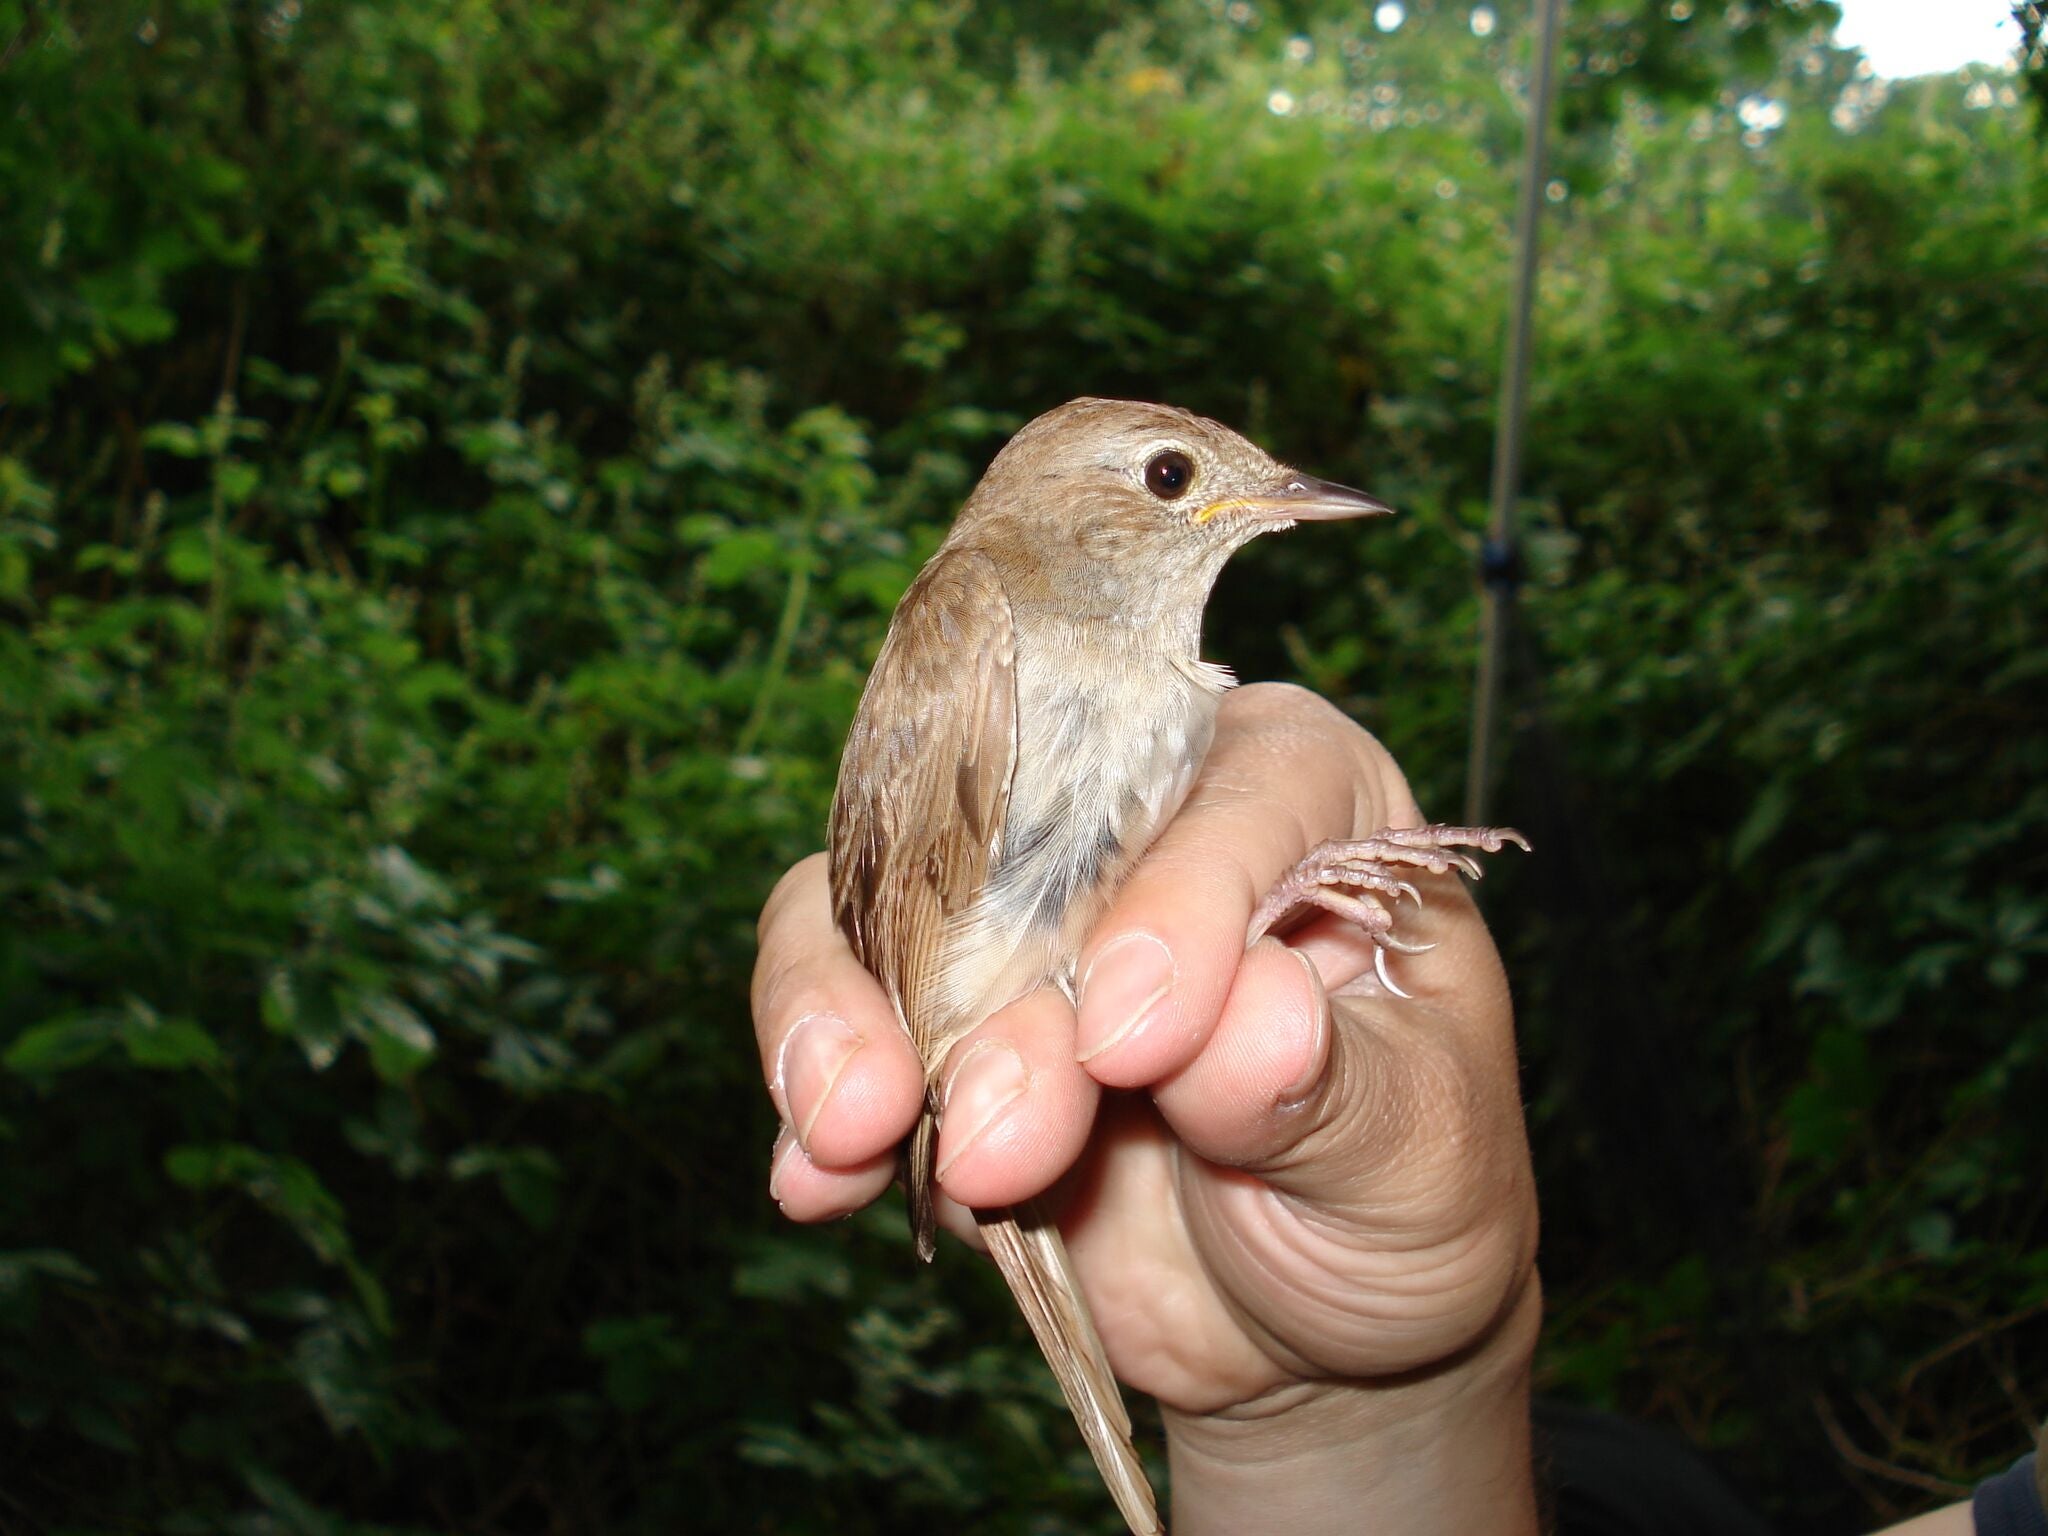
[1145,450,1195,500]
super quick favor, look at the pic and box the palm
[1059,980,1532,1416]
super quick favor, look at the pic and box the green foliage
[0,0,2041,1530]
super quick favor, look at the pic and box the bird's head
[954,397,1390,618]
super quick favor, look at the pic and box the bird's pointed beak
[1261,473,1395,521]
[1194,473,1395,525]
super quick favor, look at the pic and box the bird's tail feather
[908,1102,939,1263]
[978,1200,1161,1536]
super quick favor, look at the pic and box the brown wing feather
[829,546,1016,1041]
[828,548,1018,1258]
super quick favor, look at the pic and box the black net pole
[1464,0,1567,827]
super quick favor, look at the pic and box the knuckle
[757,851,828,945]
[1230,679,1336,727]
[1220,683,1420,834]
[1227,684,1351,762]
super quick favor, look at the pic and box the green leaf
[164,1144,354,1266]
[4,1012,118,1077]
[449,1146,561,1231]
[0,1249,99,1299]
[1906,1210,1955,1259]
[162,529,214,585]
[1730,777,1793,868]
[120,1013,223,1072]
[583,1315,690,1413]
[215,458,261,506]
[74,542,140,577]
[324,461,368,497]
[369,845,451,913]
[732,1235,852,1302]
[260,969,297,1032]
[699,530,781,588]
[347,992,437,1082]
[0,540,28,601]
[104,301,177,346]
[342,1258,394,1338]
[674,511,731,545]
[141,421,203,457]
[68,1401,140,1455]
[833,557,913,612]
[1783,1027,1879,1163]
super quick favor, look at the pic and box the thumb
[1147,938,1413,1208]
[1151,918,1523,1230]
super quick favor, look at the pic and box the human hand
[752,683,1541,1534]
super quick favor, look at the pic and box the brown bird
[827,398,1525,1533]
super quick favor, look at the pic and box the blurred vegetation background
[1,0,2043,1531]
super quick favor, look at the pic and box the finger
[931,985,1100,1210]
[1157,901,1523,1216]
[1280,910,1401,997]
[768,1126,899,1223]
[1074,682,1419,1089]
[932,1191,992,1253]
[753,853,924,1169]
[1170,968,1539,1384]
[1149,939,1335,1169]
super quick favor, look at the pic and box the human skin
[1882,1509,1970,1534]
[754,682,1542,1533]
[750,681,1984,1535]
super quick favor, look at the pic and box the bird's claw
[1373,946,1412,1000]
[1378,933,1437,956]
[1247,823,1529,994]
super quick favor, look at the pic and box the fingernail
[776,1012,863,1154]
[768,1127,801,1205]
[1277,946,1331,1110]
[1076,932,1175,1062]
[935,1042,1028,1180]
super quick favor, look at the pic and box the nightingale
[828,397,1525,1533]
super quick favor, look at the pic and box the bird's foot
[1247,824,1530,998]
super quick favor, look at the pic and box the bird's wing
[829,545,1017,1030]
[829,546,1018,1252]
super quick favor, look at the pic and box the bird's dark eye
[1145,450,1194,501]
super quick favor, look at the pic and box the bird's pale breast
[932,619,1230,1045]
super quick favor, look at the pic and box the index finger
[1072,682,1425,1089]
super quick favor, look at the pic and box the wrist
[1162,1277,1542,1536]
